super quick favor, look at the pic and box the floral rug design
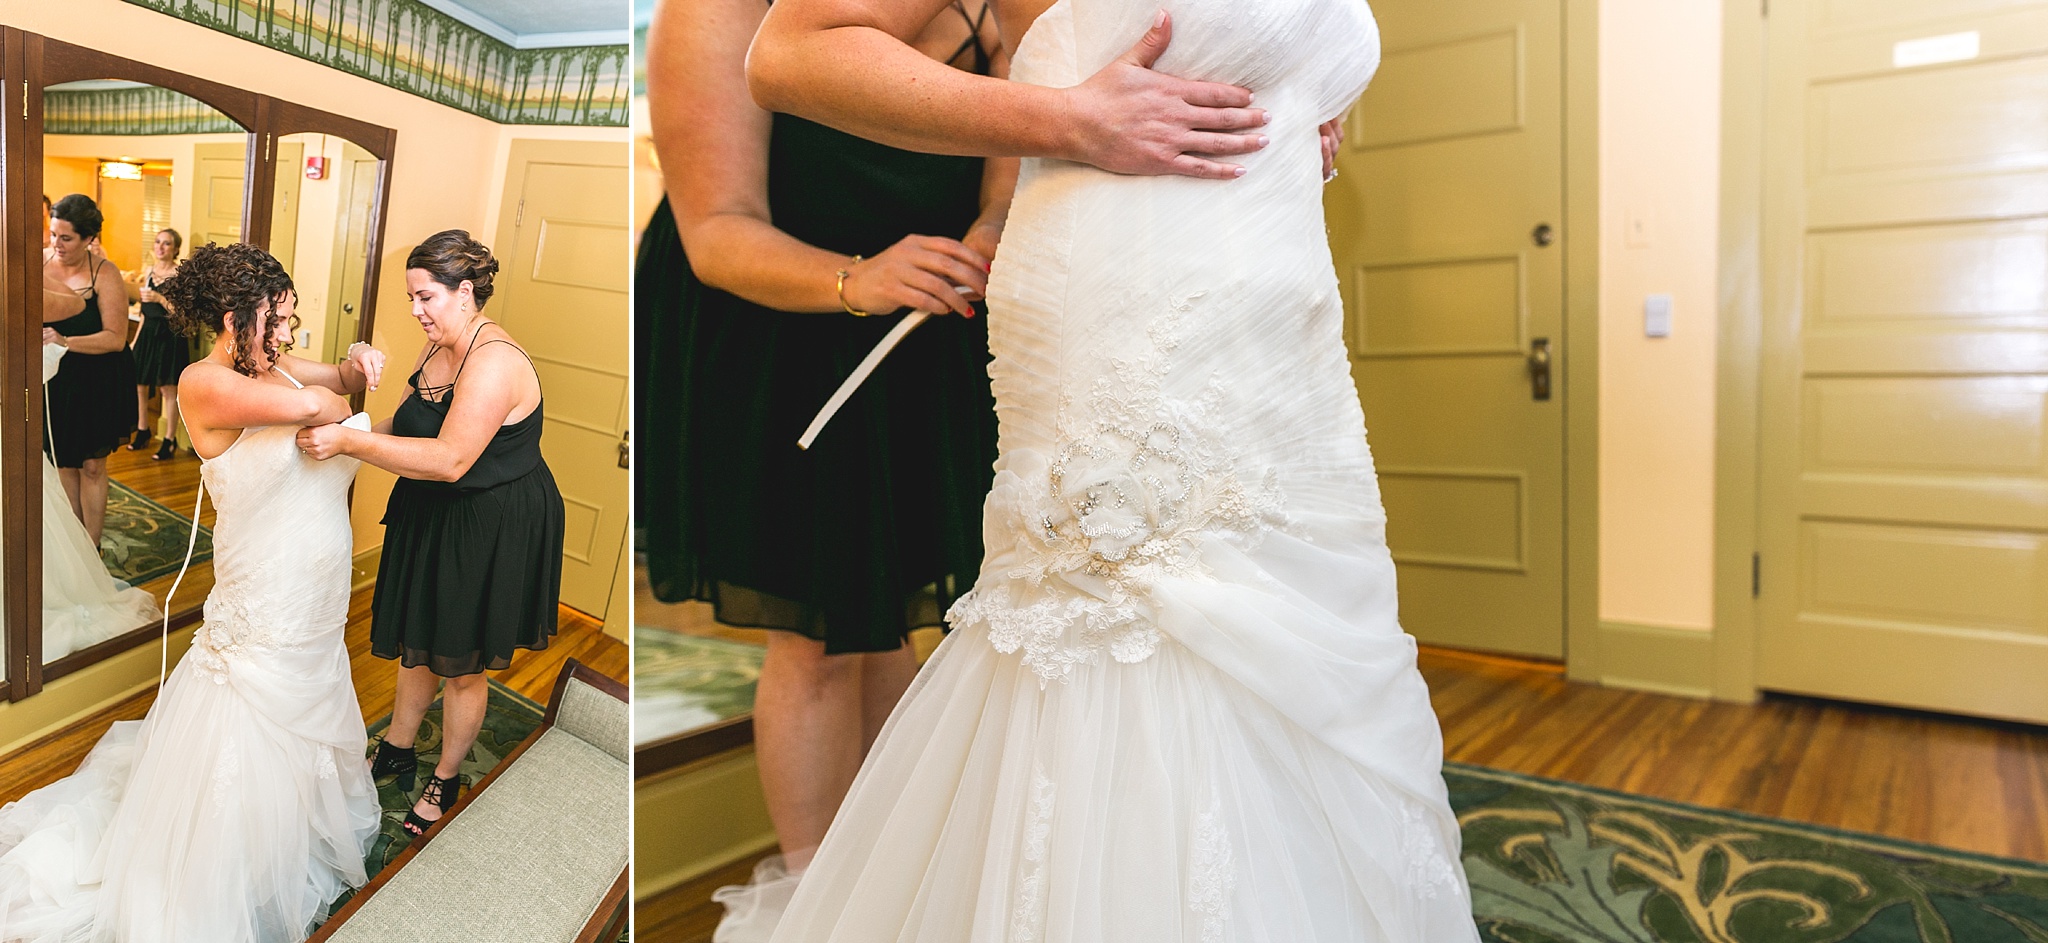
[1450,763,2048,943]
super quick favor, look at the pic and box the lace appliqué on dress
[1401,803,1462,902]
[188,561,281,684]
[1010,767,1057,943]
[1187,799,1237,943]
[949,296,1292,685]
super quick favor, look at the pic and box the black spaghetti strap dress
[132,270,191,388]
[371,337,566,677]
[45,258,139,468]
[633,3,1000,654]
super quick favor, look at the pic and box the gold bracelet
[836,255,872,317]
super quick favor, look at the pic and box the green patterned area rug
[633,627,763,745]
[101,481,213,585]
[1451,763,2048,943]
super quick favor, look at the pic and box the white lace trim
[1187,799,1236,943]
[1010,767,1057,943]
[209,739,241,813]
[949,296,1292,685]
[1401,803,1462,902]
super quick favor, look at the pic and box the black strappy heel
[153,436,177,461]
[368,738,418,792]
[402,773,461,838]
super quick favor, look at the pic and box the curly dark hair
[157,242,298,378]
[51,193,103,240]
[406,230,500,309]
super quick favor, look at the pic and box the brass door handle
[618,431,630,470]
[1528,338,1552,401]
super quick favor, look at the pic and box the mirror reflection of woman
[297,231,565,839]
[132,227,191,460]
[43,194,141,546]
[38,196,161,661]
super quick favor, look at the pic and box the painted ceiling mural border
[116,0,629,127]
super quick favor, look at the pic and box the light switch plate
[1645,294,1673,338]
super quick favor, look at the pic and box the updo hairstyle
[406,229,499,309]
[51,193,103,240]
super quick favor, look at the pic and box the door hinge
[515,197,525,228]
[1751,551,1761,597]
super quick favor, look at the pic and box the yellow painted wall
[8,0,628,570]
[43,132,248,270]
[1597,0,1723,634]
[2,0,626,745]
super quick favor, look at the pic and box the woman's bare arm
[652,0,989,316]
[316,344,532,482]
[750,1,1269,179]
[651,0,852,312]
[963,38,1022,260]
[180,361,353,439]
[276,349,383,396]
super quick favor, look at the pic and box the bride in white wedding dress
[41,342,162,662]
[0,243,387,943]
[744,0,1483,939]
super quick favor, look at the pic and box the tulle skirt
[763,533,1478,942]
[0,649,380,943]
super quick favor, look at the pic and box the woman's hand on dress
[1319,117,1344,181]
[41,327,63,346]
[841,235,989,317]
[346,342,387,392]
[294,422,352,460]
[1063,11,1270,180]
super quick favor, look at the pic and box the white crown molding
[412,0,626,49]
[513,29,632,49]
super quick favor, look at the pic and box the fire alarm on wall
[305,156,327,180]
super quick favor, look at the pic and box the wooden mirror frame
[0,27,396,701]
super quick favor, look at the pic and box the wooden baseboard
[1596,620,1715,698]
[634,747,777,901]
[0,628,192,760]
[352,545,381,594]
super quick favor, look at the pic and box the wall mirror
[3,29,394,701]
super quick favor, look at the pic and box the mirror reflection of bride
[42,340,162,662]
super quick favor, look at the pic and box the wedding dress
[759,0,1481,940]
[40,343,161,663]
[0,369,381,943]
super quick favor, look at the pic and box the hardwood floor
[0,595,627,805]
[1418,646,2048,862]
[634,645,2048,942]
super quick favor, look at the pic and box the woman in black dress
[43,194,139,545]
[638,0,1004,911]
[130,227,190,460]
[296,230,564,837]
